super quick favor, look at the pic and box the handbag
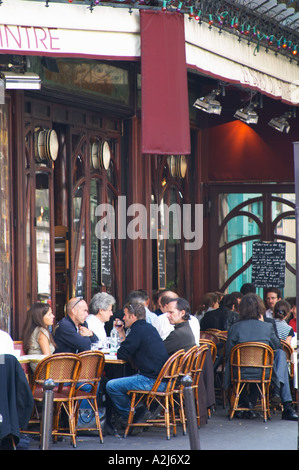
[77,405,106,436]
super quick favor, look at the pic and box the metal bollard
[181,375,201,450]
[41,379,55,450]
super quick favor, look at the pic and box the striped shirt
[274,319,294,341]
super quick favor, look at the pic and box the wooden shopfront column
[124,116,152,297]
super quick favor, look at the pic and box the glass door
[209,185,296,297]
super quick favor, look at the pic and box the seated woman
[273,300,295,346]
[285,297,297,333]
[22,302,56,372]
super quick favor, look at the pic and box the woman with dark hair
[22,302,56,371]
[286,297,297,333]
[273,300,294,345]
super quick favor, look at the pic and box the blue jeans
[106,374,166,420]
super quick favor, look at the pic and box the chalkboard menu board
[252,241,286,288]
[158,231,166,290]
[100,235,111,287]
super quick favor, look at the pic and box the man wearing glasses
[264,287,282,319]
[54,297,99,354]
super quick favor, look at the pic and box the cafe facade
[0,0,298,339]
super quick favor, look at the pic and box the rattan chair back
[77,350,105,392]
[190,344,209,387]
[230,342,274,384]
[31,353,82,394]
[229,342,274,422]
[74,350,106,443]
[199,339,217,363]
[200,329,221,344]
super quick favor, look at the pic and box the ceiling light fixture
[193,89,222,115]
[0,71,41,90]
[268,112,292,133]
[234,103,259,124]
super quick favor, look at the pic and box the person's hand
[78,325,93,337]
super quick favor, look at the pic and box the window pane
[90,179,101,293]
[36,173,51,299]
[0,105,12,331]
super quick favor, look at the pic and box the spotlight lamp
[0,71,41,90]
[193,89,222,115]
[234,104,258,124]
[268,112,291,133]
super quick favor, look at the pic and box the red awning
[140,10,190,155]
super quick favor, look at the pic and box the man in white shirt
[0,329,15,354]
[264,287,282,319]
[86,292,116,345]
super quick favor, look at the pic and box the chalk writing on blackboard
[252,241,286,288]
[100,234,111,287]
[157,230,166,290]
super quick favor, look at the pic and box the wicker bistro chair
[215,333,228,408]
[189,344,209,427]
[123,349,185,440]
[29,353,82,447]
[280,340,297,407]
[228,342,274,422]
[173,345,198,435]
[13,340,30,383]
[200,329,222,344]
[74,351,105,443]
[199,339,217,364]
[280,340,294,381]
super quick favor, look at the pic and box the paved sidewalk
[26,406,298,452]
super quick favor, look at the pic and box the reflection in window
[43,59,130,105]
[219,193,262,295]
[218,192,295,297]
[0,105,12,331]
[36,173,51,299]
[74,154,84,184]
[90,179,101,294]
[73,184,84,255]
[165,186,182,291]
[26,208,31,310]
[272,193,296,296]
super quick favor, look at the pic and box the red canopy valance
[140,10,190,155]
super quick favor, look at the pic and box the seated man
[224,293,298,421]
[106,301,169,423]
[153,293,200,344]
[54,297,99,353]
[200,293,239,331]
[163,298,196,356]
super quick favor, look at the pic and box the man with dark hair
[106,301,168,423]
[153,292,200,344]
[200,293,239,331]
[240,283,256,295]
[125,290,157,325]
[264,287,282,319]
[163,298,196,356]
